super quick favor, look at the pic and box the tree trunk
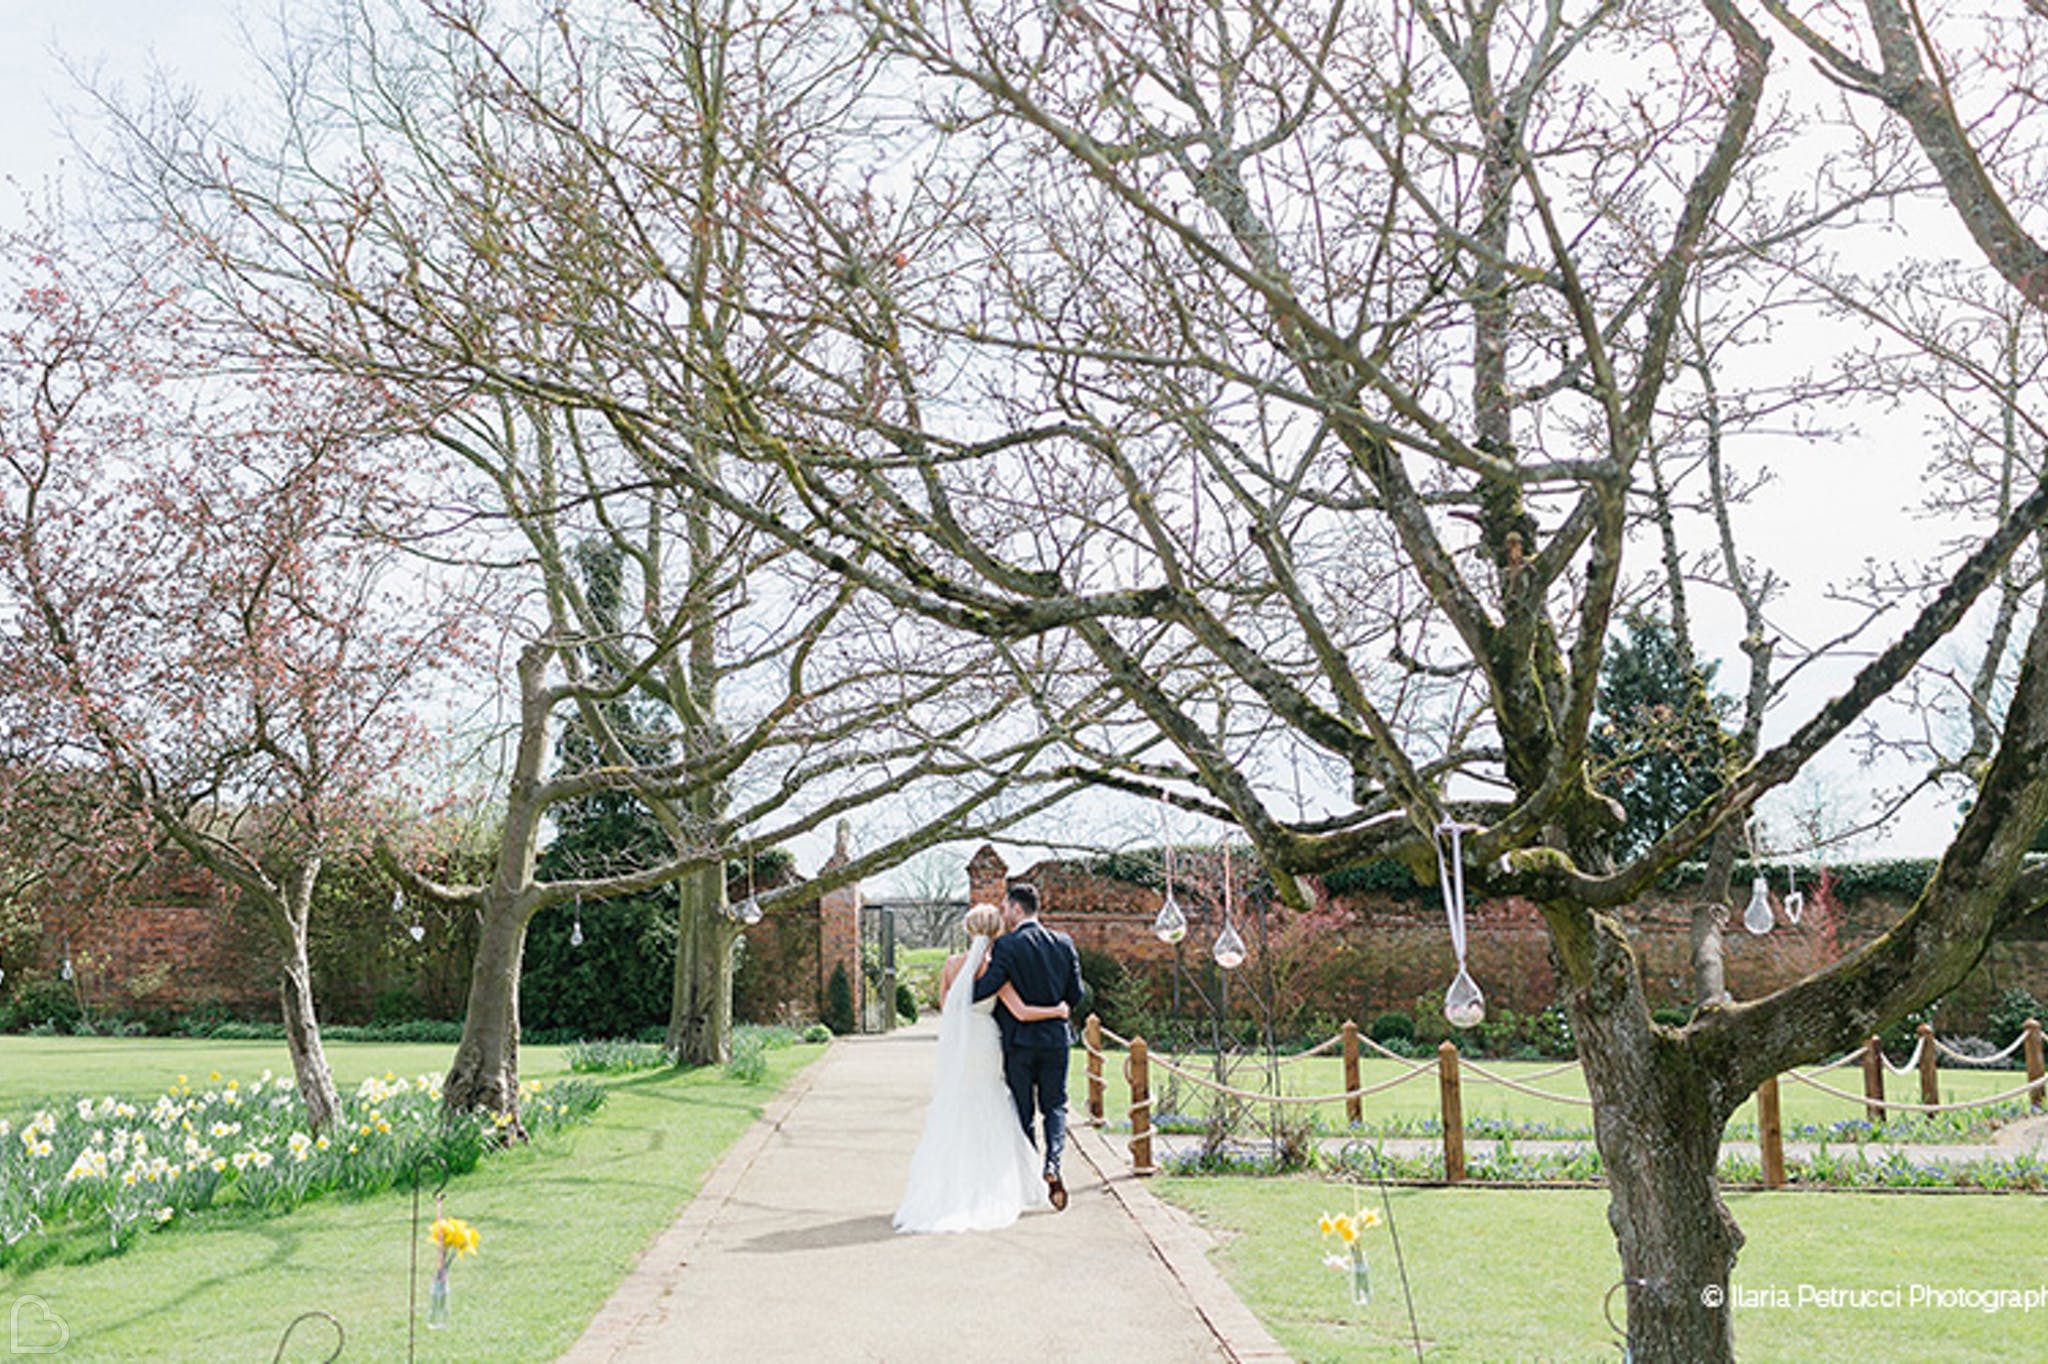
[267,865,343,1135]
[279,936,342,1134]
[666,861,734,1065]
[444,889,528,1131]
[1561,911,1743,1364]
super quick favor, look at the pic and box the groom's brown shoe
[1046,1172,1068,1211]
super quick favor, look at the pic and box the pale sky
[0,3,1994,893]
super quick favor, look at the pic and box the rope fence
[1081,1014,2048,1187]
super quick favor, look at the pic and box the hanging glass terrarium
[727,848,764,925]
[1212,843,1246,969]
[1435,822,1484,1028]
[1153,843,1187,943]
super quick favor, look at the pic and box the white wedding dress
[893,935,1049,1233]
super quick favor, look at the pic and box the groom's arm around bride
[971,894,1085,1046]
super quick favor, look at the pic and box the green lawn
[0,1035,578,1112]
[1,1035,822,1361]
[1160,1177,2048,1363]
[1069,1048,2041,1141]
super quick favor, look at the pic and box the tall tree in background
[1591,617,1736,863]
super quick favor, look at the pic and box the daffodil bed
[0,1034,820,1360]
[0,1065,603,1265]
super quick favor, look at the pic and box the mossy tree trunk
[666,860,736,1064]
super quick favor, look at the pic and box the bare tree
[100,0,1112,1115]
[436,2,2048,1358]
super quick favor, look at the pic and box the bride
[894,904,1070,1233]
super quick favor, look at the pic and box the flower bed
[0,1067,603,1259]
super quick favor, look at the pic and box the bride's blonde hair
[962,903,1004,939]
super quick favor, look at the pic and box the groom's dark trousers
[973,918,1086,1173]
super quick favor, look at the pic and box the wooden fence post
[1439,1040,1464,1184]
[1861,1034,1887,1126]
[1085,1014,1104,1124]
[1129,1037,1156,1176]
[1756,1075,1785,1190]
[1917,1022,1939,1109]
[1343,1020,1363,1128]
[2027,1019,2046,1112]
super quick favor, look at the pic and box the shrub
[1880,1006,1933,1058]
[735,1024,801,1050]
[894,981,919,1023]
[1651,1007,1691,1029]
[824,963,856,1035]
[1532,1004,1574,1056]
[568,1038,671,1074]
[1369,1011,1416,1045]
[802,1023,831,1044]
[1074,947,1128,1032]
[0,976,82,1035]
[1987,987,2044,1050]
[725,1028,770,1083]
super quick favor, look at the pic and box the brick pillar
[818,821,863,1022]
[967,844,1009,908]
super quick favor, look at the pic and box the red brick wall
[1009,858,2033,1031]
[967,845,1009,910]
[37,857,272,1015]
[733,898,824,1026]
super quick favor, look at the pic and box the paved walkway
[559,1020,1286,1364]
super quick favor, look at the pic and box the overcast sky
[0,3,1998,897]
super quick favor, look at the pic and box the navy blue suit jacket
[971,919,1085,1051]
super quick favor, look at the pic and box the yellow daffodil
[1333,1215,1357,1244]
[1359,1208,1383,1229]
[430,1217,480,1257]
[1317,1213,1335,1235]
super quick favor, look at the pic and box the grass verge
[1159,1176,2046,1363]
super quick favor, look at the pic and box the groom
[972,883,1086,1211]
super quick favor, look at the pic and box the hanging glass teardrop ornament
[1444,966,1486,1030]
[1152,894,1188,944]
[1743,874,1774,935]
[735,895,763,926]
[1212,841,1246,968]
[1154,839,1186,942]
[1435,822,1485,1028]
[1783,868,1803,925]
[60,954,74,983]
[569,905,584,948]
[1212,917,1247,969]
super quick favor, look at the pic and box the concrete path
[559,1020,1285,1364]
